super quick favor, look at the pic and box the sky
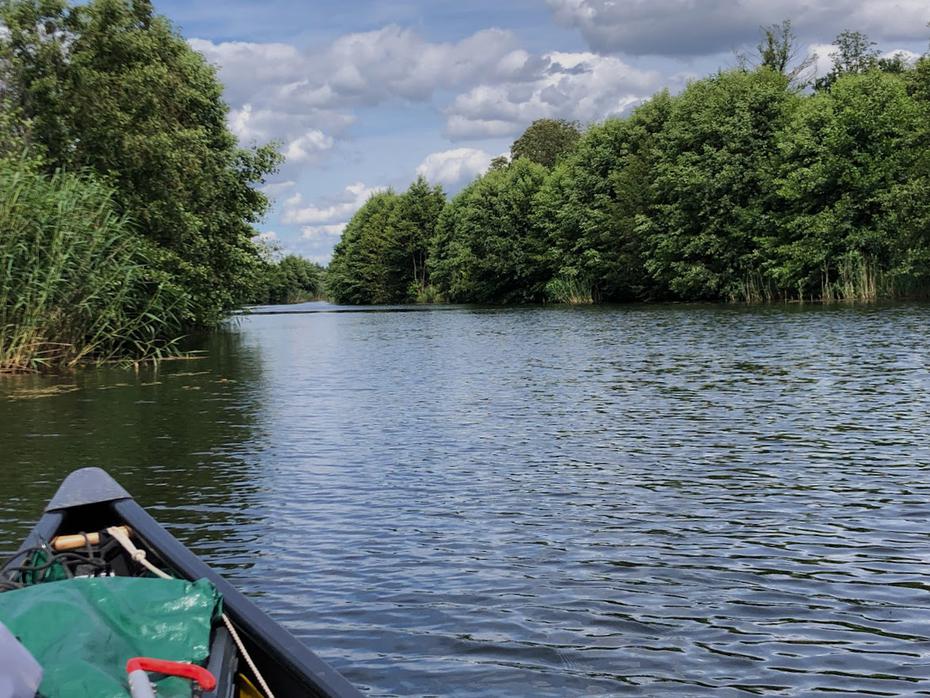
[152,0,930,265]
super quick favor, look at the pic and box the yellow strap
[238,673,264,698]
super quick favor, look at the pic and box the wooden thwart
[51,525,132,552]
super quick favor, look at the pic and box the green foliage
[757,20,796,74]
[814,30,883,91]
[429,158,549,304]
[830,30,880,73]
[909,54,930,104]
[643,69,800,301]
[392,176,446,295]
[326,178,445,305]
[740,20,815,85]
[0,0,280,327]
[0,158,185,372]
[0,96,30,162]
[488,155,510,171]
[326,191,401,304]
[773,71,930,299]
[510,119,582,168]
[534,93,671,302]
[251,255,324,305]
[303,22,930,308]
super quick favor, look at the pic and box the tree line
[251,251,325,305]
[0,0,284,371]
[328,25,930,305]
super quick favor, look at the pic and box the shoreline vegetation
[327,23,930,308]
[2,7,929,373]
[0,0,282,373]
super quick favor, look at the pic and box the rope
[106,527,276,698]
[220,613,276,698]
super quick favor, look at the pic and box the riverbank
[0,0,279,373]
[327,47,930,308]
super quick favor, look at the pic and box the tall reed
[0,159,186,373]
[820,254,888,303]
[545,273,594,305]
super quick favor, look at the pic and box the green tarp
[0,576,221,698]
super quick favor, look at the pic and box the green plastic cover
[0,576,221,698]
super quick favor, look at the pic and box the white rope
[221,613,276,698]
[107,526,168,579]
[106,527,276,698]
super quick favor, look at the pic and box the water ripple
[3,304,930,695]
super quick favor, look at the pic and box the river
[2,302,930,696]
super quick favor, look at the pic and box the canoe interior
[0,468,361,698]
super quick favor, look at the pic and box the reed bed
[0,160,184,373]
[545,274,594,305]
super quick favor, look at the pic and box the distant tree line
[249,252,325,305]
[328,26,930,305]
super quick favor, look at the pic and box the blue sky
[153,0,930,264]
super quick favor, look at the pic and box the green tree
[392,177,446,296]
[0,0,280,326]
[430,158,549,303]
[256,26,930,308]
[831,30,880,73]
[510,119,581,168]
[814,30,880,90]
[326,191,402,304]
[326,179,445,305]
[774,71,928,299]
[251,255,324,305]
[534,93,672,302]
[642,69,800,301]
[0,93,29,161]
[900,53,930,289]
[909,51,930,103]
[740,20,816,85]
[488,155,510,171]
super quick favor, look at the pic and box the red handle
[126,657,217,691]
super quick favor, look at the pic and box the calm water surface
[3,303,930,696]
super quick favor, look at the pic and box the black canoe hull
[1,468,362,698]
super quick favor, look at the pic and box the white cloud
[226,101,352,160]
[880,48,924,65]
[252,230,278,242]
[190,39,303,102]
[310,26,534,104]
[808,43,838,82]
[260,180,296,198]
[445,52,664,139]
[416,148,496,186]
[191,27,549,177]
[284,130,335,164]
[806,42,923,81]
[190,25,534,157]
[548,0,930,56]
[282,182,385,226]
[280,183,388,265]
[444,116,519,140]
[301,223,346,240]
